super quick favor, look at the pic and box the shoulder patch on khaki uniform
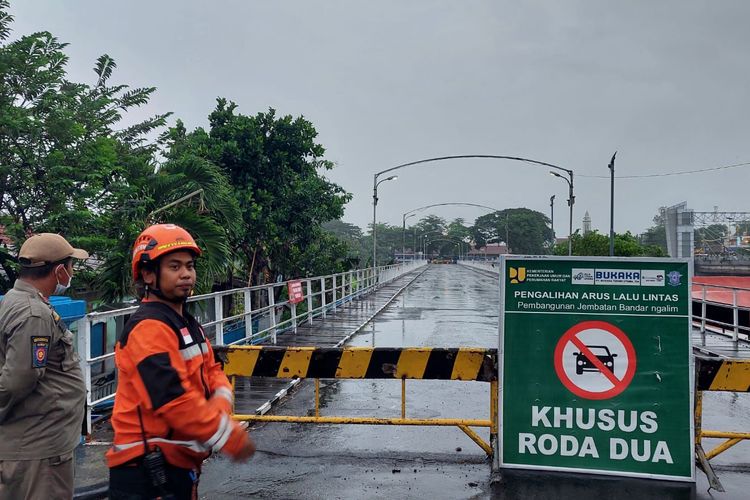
[31,335,51,368]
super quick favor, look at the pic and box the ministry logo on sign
[509,267,526,284]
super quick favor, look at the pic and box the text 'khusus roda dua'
[518,406,674,464]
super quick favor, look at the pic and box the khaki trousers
[0,452,75,500]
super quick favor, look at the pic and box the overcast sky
[9,1,750,235]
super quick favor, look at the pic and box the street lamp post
[426,237,464,260]
[550,171,575,256]
[401,202,506,260]
[608,151,617,257]
[419,230,445,258]
[374,155,576,265]
[375,155,574,254]
[372,174,398,271]
[550,195,555,236]
[413,227,418,261]
[402,212,417,263]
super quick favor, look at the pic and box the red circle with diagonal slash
[554,320,636,400]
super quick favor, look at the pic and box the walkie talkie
[137,406,174,498]
[143,446,168,489]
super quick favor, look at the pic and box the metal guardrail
[217,345,499,459]
[693,282,750,342]
[457,259,500,273]
[75,261,426,432]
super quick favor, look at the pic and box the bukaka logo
[594,269,641,286]
[572,268,666,286]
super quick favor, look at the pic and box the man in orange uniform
[107,224,255,499]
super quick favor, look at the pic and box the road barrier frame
[694,355,750,491]
[216,345,500,461]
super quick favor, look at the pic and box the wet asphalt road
[200,264,750,499]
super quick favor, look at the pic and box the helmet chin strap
[145,261,189,305]
[147,287,187,304]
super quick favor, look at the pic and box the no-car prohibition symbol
[553,320,636,400]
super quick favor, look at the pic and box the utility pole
[608,151,617,257]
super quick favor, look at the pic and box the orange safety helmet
[131,224,202,281]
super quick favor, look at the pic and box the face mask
[54,265,72,295]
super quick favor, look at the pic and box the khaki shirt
[0,280,86,460]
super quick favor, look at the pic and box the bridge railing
[75,260,426,429]
[458,259,499,273]
[693,282,750,342]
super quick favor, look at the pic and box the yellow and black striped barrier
[696,356,750,392]
[215,345,497,381]
[694,355,750,491]
[215,345,499,462]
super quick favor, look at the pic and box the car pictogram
[573,345,617,375]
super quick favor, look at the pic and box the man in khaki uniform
[0,234,89,500]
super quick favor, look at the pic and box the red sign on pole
[288,280,304,304]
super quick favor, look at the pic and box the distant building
[582,211,592,235]
[664,202,694,259]
[467,243,508,259]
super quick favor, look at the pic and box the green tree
[0,2,166,292]
[639,207,668,253]
[409,215,447,257]
[473,208,552,254]
[695,224,728,248]
[362,223,403,265]
[92,155,242,302]
[323,220,369,268]
[0,1,351,300]
[164,100,351,285]
[446,218,471,243]
[0,2,238,299]
[554,230,667,257]
[323,219,363,244]
[414,215,447,239]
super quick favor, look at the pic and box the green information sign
[499,256,694,481]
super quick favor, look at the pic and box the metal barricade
[76,261,426,432]
[694,355,750,491]
[217,345,499,460]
